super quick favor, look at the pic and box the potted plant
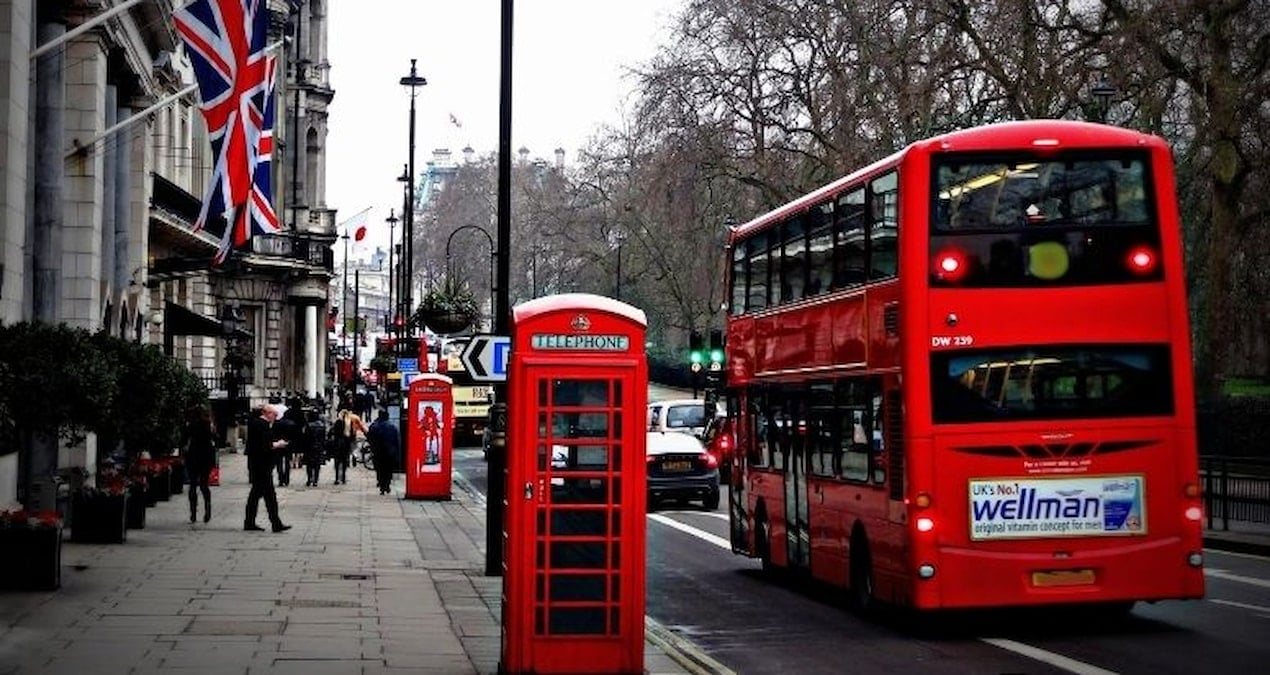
[0,509,63,590]
[414,276,480,335]
[70,481,128,544]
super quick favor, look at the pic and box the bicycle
[351,437,374,470]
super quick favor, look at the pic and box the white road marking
[981,638,1120,675]
[1204,547,1270,562]
[1207,598,1270,615]
[647,513,732,550]
[1205,568,1270,589]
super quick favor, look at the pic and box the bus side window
[748,405,770,468]
[871,392,887,484]
[840,409,870,482]
[869,172,899,280]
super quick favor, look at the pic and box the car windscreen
[931,344,1173,423]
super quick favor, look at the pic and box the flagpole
[30,0,145,59]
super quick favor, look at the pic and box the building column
[32,11,64,323]
[101,82,117,330]
[0,0,35,510]
[305,304,319,398]
[62,33,107,331]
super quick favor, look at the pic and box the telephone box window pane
[612,444,622,468]
[610,574,621,601]
[536,541,546,567]
[552,379,609,406]
[538,379,548,401]
[535,573,546,601]
[552,477,609,504]
[537,412,549,440]
[552,413,608,439]
[613,380,622,402]
[549,573,606,601]
[551,541,607,568]
[611,510,622,536]
[612,477,621,502]
[535,607,545,634]
[548,607,607,635]
[537,510,546,533]
[610,607,620,634]
[610,542,621,566]
[537,444,548,471]
[550,509,608,537]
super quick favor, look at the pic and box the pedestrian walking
[244,404,291,533]
[274,405,304,486]
[328,408,366,485]
[183,405,217,524]
[366,409,400,495]
[303,409,327,486]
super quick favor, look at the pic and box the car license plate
[661,460,691,473]
[1031,569,1096,587]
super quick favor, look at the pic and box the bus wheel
[849,534,875,612]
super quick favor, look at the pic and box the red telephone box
[404,373,453,500]
[502,293,648,675]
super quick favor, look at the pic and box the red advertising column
[404,373,453,500]
[501,293,648,675]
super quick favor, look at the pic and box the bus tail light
[1126,245,1158,275]
[933,248,970,283]
[1183,482,1200,499]
[914,492,932,508]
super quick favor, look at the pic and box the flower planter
[71,493,128,544]
[0,526,62,591]
[125,485,147,529]
[147,469,172,504]
[169,462,186,494]
[419,310,474,335]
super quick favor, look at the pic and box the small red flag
[355,225,367,242]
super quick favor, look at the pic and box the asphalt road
[454,444,1270,675]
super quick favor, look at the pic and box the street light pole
[341,231,350,354]
[400,60,427,340]
[386,208,398,333]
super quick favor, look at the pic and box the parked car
[646,430,720,511]
[647,398,718,437]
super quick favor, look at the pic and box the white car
[647,398,717,437]
[646,430,720,511]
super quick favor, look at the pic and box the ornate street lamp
[399,60,427,338]
[1089,80,1116,123]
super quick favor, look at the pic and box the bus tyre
[849,536,875,613]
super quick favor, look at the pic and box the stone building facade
[0,0,335,509]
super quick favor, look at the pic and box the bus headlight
[918,564,937,579]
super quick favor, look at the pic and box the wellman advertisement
[968,475,1146,540]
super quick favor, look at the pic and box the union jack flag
[174,0,280,264]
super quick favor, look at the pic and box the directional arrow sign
[461,334,511,382]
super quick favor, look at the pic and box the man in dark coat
[366,410,400,495]
[244,404,291,532]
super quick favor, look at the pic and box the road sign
[461,334,511,382]
[397,357,419,374]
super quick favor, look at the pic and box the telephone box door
[405,373,453,500]
[502,294,648,675]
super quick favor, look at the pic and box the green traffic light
[710,348,724,363]
[690,350,703,365]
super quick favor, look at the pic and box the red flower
[0,509,63,530]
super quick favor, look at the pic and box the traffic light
[709,329,724,364]
[689,330,704,365]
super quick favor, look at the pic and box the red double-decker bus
[723,119,1205,612]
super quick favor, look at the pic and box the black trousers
[187,465,211,515]
[275,453,291,486]
[245,471,283,527]
[332,452,350,483]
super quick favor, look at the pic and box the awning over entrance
[162,301,252,355]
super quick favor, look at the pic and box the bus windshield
[931,344,1174,423]
[929,153,1162,288]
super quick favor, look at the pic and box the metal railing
[1201,455,1270,529]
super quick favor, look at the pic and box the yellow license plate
[661,461,692,473]
[1032,569,1096,587]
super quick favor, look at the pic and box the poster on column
[416,399,444,473]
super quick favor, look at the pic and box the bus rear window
[931,345,1173,423]
[930,153,1161,287]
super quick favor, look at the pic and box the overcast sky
[324,0,683,255]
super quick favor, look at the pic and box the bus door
[727,393,748,553]
[779,396,810,570]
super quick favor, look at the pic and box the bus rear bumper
[912,535,1206,610]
